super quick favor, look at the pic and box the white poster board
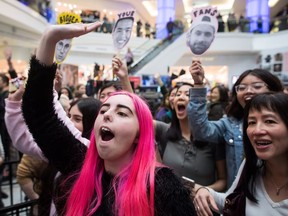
[186,6,218,56]
[112,10,135,51]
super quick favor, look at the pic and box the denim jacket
[188,88,244,187]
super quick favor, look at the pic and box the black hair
[210,85,229,104]
[226,69,283,120]
[241,92,288,203]
[58,87,73,100]
[0,74,9,86]
[99,81,122,95]
[69,97,102,139]
[166,83,194,142]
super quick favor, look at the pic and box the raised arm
[4,48,17,78]
[112,56,133,93]
[5,86,89,161]
[187,60,228,143]
[22,22,101,175]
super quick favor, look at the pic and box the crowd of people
[0,8,288,216]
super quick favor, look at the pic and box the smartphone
[9,77,26,93]
[181,176,195,188]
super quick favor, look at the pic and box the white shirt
[210,160,288,216]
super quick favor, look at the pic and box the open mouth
[177,104,186,112]
[100,127,115,141]
[255,140,271,146]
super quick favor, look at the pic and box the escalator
[129,31,183,75]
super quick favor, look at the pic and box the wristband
[194,82,204,85]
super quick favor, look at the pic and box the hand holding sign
[55,12,82,64]
[186,6,218,56]
[189,60,205,85]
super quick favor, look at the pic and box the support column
[156,0,175,39]
[246,0,270,33]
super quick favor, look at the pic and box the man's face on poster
[55,39,72,63]
[188,24,215,55]
[113,18,133,50]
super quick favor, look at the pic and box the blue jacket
[188,88,244,187]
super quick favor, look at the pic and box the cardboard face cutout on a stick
[112,10,135,51]
[55,12,81,64]
[186,6,218,56]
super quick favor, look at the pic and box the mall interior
[0,0,288,214]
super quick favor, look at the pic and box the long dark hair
[242,92,288,202]
[226,69,283,120]
[69,98,102,139]
[58,87,73,100]
[166,83,194,142]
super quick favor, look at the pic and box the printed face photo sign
[55,12,81,64]
[186,6,218,56]
[112,10,135,51]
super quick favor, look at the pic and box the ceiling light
[268,0,279,7]
[142,1,157,17]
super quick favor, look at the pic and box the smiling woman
[194,92,288,216]
[188,60,283,188]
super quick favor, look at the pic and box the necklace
[268,177,288,196]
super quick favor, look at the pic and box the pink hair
[66,91,157,216]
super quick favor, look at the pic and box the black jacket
[22,57,196,216]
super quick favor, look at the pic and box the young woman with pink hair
[21,22,196,216]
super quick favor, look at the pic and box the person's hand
[45,21,102,44]
[112,56,128,79]
[4,47,12,62]
[37,21,102,65]
[189,60,205,85]
[54,68,63,92]
[193,187,219,216]
[8,79,26,101]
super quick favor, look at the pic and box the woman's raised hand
[189,60,205,86]
[8,78,26,102]
[112,56,128,79]
[36,21,102,65]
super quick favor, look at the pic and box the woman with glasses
[187,60,283,188]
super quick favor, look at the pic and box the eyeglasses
[235,82,267,93]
